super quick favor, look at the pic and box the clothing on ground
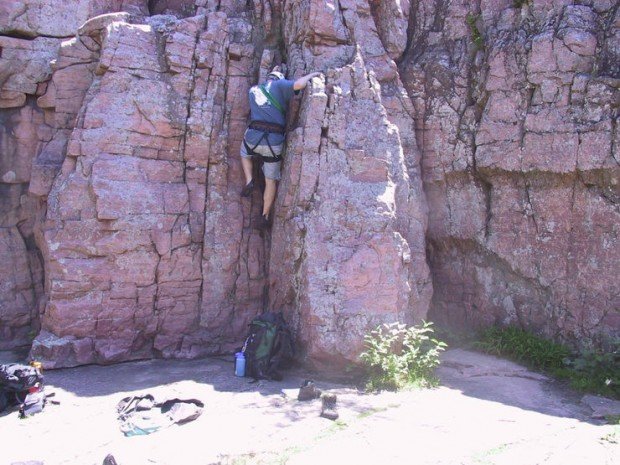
[116,394,204,437]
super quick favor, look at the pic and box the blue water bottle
[235,352,246,377]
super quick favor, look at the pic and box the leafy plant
[563,344,619,399]
[360,321,447,391]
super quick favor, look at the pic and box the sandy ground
[1,349,618,465]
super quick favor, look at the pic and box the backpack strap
[259,84,285,115]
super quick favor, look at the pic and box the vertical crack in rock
[612,117,619,166]
[197,1,274,354]
[0,225,39,349]
[480,176,492,241]
[522,177,539,235]
[1,85,59,350]
[367,0,409,63]
[155,12,208,357]
[147,0,159,16]
[173,12,206,352]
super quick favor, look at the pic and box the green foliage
[562,344,619,399]
[605,415,620,425]
[474,327,619,399]
[513,0,530,8]
[466,13,485,50]
[360,321,447,391]
[474,326,569,371]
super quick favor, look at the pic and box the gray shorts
[240,140,284,180]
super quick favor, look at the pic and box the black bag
[0,363,43,391]
[0,363,44,414]
[242,312,295,380]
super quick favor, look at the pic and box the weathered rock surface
[0,0,618,368]
[0,0,148,38]
[270,0,431,369]
[0,227,40,348]
[400,0,619,346]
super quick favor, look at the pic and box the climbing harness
[243,122,284,163]
[243,83,286,163]
[243,120,285,163]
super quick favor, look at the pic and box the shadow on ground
[1,348,613,425]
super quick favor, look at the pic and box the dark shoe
[103,454,118,465]
[241,179,254,197]
[298,380,322,401]
[255,214,271,230]
[320,393,338,420]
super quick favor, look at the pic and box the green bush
[360,321,447,391]
[474,327,619,399]
[563,344,619,399]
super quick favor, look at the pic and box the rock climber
[240,66,321,229]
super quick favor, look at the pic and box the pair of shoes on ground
[297,380,339,420]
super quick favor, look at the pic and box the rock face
[0,0,148,37]
[269,0,431,369]
[399,0,619,345]
[0,0,617,368]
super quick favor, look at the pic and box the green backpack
[242,312,295,380]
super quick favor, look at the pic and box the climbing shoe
[241,179,254,197]
[255,214,271,230]
[320,393,338,420]
[103,455,118,465]
[298,380,322,401]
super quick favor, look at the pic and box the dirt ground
[1,349,618,465]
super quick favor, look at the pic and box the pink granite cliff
[0,0,617,368]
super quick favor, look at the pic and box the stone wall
[268,0,431,369]
[399,0,619,346]
[0,0,149,350]
[0,0,617,367]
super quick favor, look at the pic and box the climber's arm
[293,72,322,90]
